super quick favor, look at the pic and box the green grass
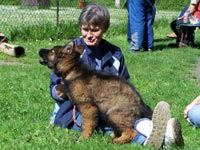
[1,32,200,149]
[1,6,200,149]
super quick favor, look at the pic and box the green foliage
[6,21,127,42]
[0,0,21,5]
[155,0,188,10]
[153,18,169,31]
[8,22,81,41]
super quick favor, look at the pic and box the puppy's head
[39,41,84,76]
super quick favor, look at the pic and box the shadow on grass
[127,38,200,52]
[153,37,200,51]
[153,38,177,51]
[154,37,175,42]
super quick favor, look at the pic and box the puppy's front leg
[78,103,98,139]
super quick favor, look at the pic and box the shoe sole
[166,36,177,38]
[170,118,185,147]
[145,101,171,149]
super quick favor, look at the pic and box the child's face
[81,24,104,46]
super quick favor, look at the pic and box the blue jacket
[50,37,130,128]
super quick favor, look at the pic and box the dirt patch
[0,60,24,65]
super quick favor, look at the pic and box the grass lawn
[1,10,200,150]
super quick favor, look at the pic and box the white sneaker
[164,118,184,148]
[144,101,171,149]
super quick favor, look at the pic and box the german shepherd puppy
[39,41,152,144]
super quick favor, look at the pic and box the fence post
[115,0,120,8]
[56,0,59,25]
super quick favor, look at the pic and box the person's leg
[144,3,155,50]
[127,0,145,51]
[127,6,131,43]
[49,102,60,125]
[185,27,195,47]
[171,20,182,45]
[72,114,82,131]
[133,118,151,145]
[187,104,200,128]
[132,132,147,145]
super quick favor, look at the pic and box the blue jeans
[72,114,147,145]
[188,104,200,128]
[127,0,155,51]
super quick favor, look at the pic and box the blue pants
[72,114,147,145]
[127,0,156,51]
[188,104,200,128]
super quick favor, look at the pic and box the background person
[166,7,188,39]
[125,0,156,52]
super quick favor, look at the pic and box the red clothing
[193,2,200,19]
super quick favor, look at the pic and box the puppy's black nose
[38,49,43,57]
[38,49,50,66]
[38,48,49,57]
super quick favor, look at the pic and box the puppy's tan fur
[39,41,152,144]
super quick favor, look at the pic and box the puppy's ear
[63,41,74,55]
[63,41,84,55]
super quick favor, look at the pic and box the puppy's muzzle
[39,49,50,66]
